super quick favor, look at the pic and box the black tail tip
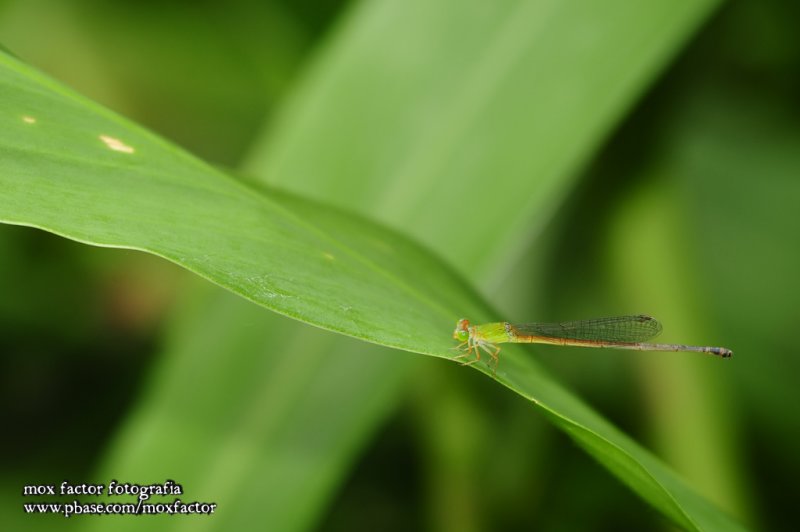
[716,347,733,358]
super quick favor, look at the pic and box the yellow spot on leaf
[99,135,135,154]
[22,116,36,124]
[323,252,335,261]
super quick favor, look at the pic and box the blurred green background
[1,0,798,530]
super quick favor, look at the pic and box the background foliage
[1,0,798,530]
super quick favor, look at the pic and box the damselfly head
[453,319,470,342]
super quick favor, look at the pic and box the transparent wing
[510,315,662,343]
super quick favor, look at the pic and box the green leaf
[89,283,412,531]
[0,0,752,526]
[0,45,744,530]
[246,0,746,528]
[250,0,726,282]
[0,49,479,356]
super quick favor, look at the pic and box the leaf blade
[0,0,745,526]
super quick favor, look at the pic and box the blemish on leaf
[99,134,135,154]
[22,116,36,124]
[322,252,335,261]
